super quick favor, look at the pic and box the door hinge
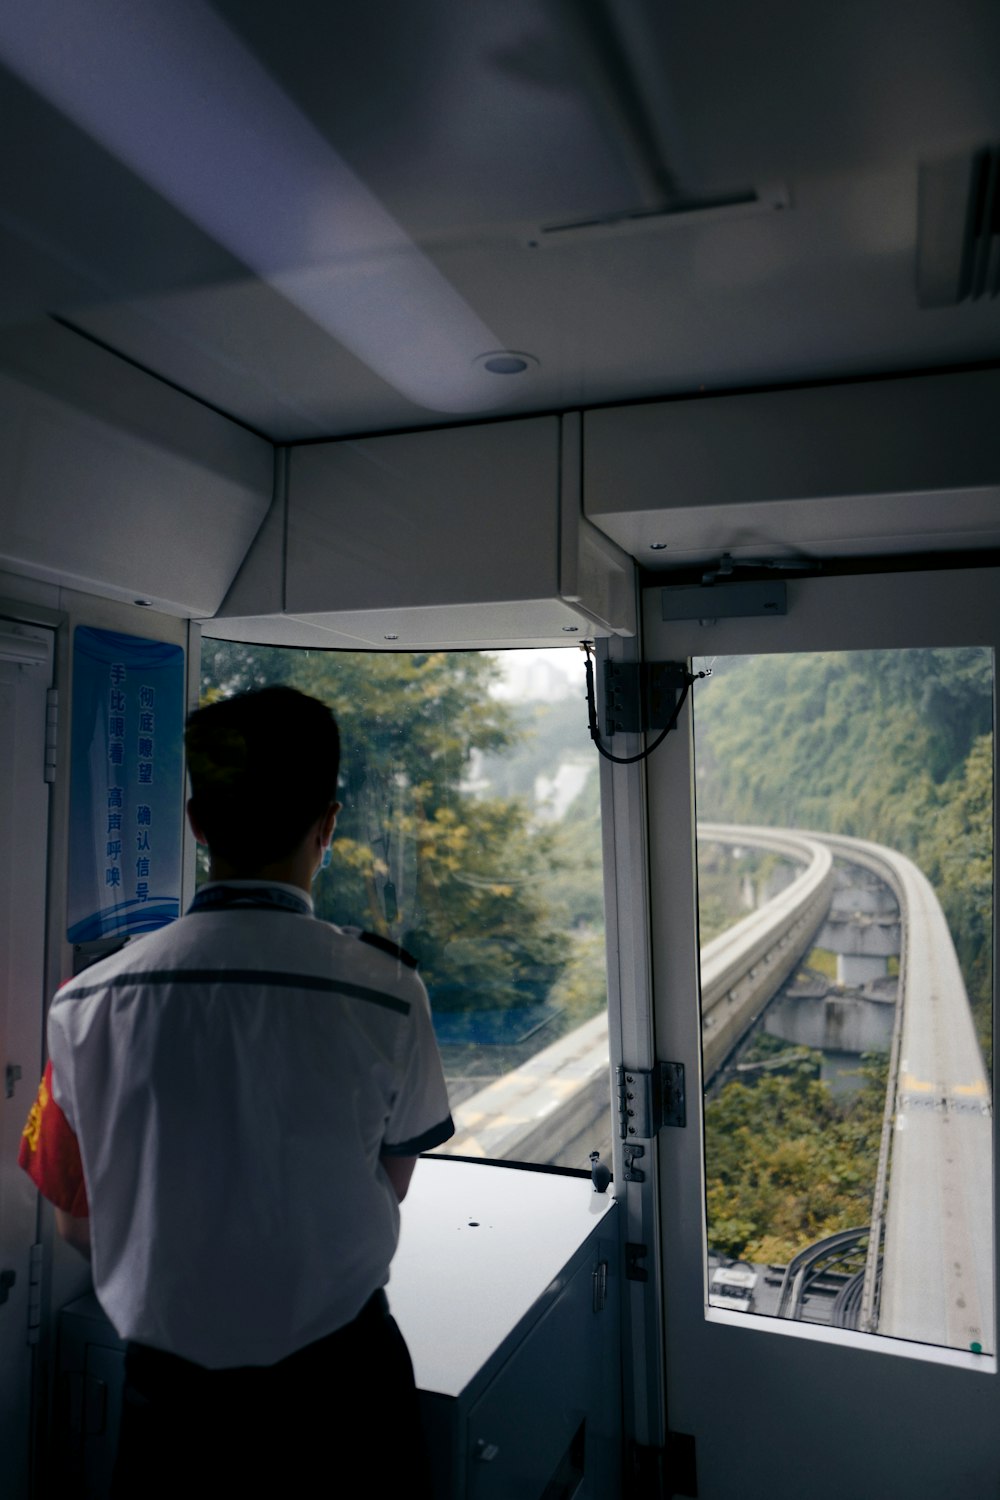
[618,1062,686,1139]
[44,688,58,784]
[27,1242,43,1344]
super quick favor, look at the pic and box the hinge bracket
[625,1242,649,1282]
[44,688,58,784]
[602,660,688,737]
[27,1243,43,1344]
[622,1143,645,1183]
[618,1061,686,1139]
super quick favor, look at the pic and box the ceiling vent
[917,146,1000,307]
[526,183,790,248]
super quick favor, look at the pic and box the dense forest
[705,1044,888,1264]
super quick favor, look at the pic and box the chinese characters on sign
[69,628,184,942]
[103,673,157,904]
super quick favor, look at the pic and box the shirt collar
[188,880,314,917]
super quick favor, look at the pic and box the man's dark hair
[185,686,340,870]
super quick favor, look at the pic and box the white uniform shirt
[46,882,454,1368]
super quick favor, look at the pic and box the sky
[486,646,588,702]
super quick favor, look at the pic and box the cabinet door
[642,570,998,1498]
[466,1245,620,1500]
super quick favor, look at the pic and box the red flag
[19,1060,88,1217]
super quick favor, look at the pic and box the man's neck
[207,854,314,895]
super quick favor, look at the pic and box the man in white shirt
[22,685,453,1494]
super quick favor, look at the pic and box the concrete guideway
[436,823,995,1358]
[697,825,835,1080]
[440,1012,611,1164]
[700,826,993,1352]
[810,831,993,1354]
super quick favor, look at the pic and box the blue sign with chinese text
[68,627,185,942]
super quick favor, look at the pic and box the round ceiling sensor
[474,350,538,376]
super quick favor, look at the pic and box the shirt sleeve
[18,1060,89,1217]
[382,980,455,1156]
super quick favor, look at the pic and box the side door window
[643,571,998,1498]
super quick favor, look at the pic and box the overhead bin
[0,323,273,618]
[584,369,1000,569]
[213,414,636,649]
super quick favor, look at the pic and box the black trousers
[112,1291,432,1498]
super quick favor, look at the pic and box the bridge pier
[815,864,901,988]
[762,864,900,1055]
[764,985,896,1054]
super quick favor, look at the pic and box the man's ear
[187,798,208,846]
[321,801,341,845]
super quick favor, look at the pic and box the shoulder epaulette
[358,931,419,969]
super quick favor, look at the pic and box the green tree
[199,640,574,1013]
[705,1053,887,1263]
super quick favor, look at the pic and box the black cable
[582,644,709,766]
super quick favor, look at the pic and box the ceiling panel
[0,0,996,441]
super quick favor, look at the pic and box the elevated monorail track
[443,824,835,1159]
[697,825,835,1081]
[807,832,993,1352]
[441,824,994,1354]
[701,827,993,1351]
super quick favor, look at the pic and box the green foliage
[694,648,991,834]
[697,845,797,944]
[549,927,609,1025]
[200,638,294,699]
[478,697,589,800]
[544,766,605,930]
[694,648,993,1041]
[705,1053,888,1264]
[805,947,838,980]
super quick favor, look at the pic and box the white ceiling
[0,0,999,446]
